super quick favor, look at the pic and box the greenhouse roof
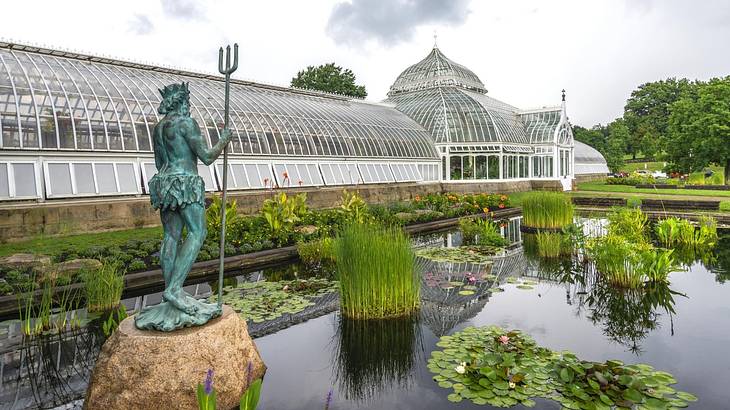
[387,47,487,96]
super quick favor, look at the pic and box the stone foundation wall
[0,179,562,242]
[575,173,608,183]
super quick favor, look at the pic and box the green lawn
[0,226,162,258]
[576,181,730,198]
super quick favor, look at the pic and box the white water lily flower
[509,381,516,389]
[455,362,467,374]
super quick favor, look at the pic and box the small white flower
[455,362,467,374]
[509,382,516,389]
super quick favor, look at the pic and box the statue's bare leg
[163,202,207,315]
[160,210,183,288]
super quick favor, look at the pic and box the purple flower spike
[324,388,333,410]
[246,361,253,385]
[204,369,214,395]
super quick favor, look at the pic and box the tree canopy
[666,77,730,183]
[573,122,625,173]
[290,63,367,98]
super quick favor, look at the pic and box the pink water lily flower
[499,335,510,345]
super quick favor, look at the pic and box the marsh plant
[261,192,309,244]
[655,216,718,248]
[459,217,508,247]
[607,207,649,244]
[297,237,335,267]
[196,367,262,410]
[335,223,420,319]
[206,194,241,242]
[521,192,574,229]
[18,276,81,336]
[588,234,680,288]
[334,315,420,403]
[534,232,569,258]
[338,190,370,224]
[83,260,124,312]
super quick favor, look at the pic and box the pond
[1,217,728,409]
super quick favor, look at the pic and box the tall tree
[605,119,629,173]
[623,78,695,159]
[291,63,367,98]
[666,77,730,184]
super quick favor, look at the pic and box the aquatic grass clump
[521,192,574,229]
[335,223,420,319]
[534,232,568,258]
[607,207,649,244]
[655,216,718,248]
[459,217,507,247]
[588,235,679,288]
[83,260,124,312]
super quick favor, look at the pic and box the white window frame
[0,158,41,200]
[43,159,141,199]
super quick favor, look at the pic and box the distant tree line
[573,76,730,183]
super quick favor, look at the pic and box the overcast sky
[3,0,729,126]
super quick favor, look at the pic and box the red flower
[499,203,505,209]
[283,171,289,179]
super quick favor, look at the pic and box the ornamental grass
[521,192,574,229]
[335,223,419,319]
[83,260,125,312]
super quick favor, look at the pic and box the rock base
[85,305,266,410]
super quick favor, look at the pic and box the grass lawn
[576,181,730,198]
[0,226,162,258]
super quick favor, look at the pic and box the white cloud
[1,0,728,126]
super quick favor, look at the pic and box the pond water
[1,217,729,409]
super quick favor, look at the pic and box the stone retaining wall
[0,180,561,242]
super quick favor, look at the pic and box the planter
[683,185,730,191]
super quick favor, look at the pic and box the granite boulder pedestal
[84,305,265,410]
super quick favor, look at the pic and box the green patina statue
[135,82,232,331]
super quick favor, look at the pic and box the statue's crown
[159,82,190,99]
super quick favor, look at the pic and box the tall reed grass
[335,223,419,319]
[83,260,125,312]
[535,232,567,258]
[607,207,649,244]
[521,192,574,229]
[18,275,81,336]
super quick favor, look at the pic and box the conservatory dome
[387,47,487,96]
[574,141,609,175]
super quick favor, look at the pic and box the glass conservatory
[0,40,440,201]
[574,140,609,176]
[385,46,574,189]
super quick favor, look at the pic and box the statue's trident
[217,43,238,308]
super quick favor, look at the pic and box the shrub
[605,173,656,185]
[128,259,147,272]
[588,234,678,288]
[607,207,649,244]
[521,192,574,229]
[338,190,370,224]
[261,192,309,245]
[335,223,419,319]
[297,237,335,266]
[206,194,241,242]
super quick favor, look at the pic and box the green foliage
[83,260,125,312]
[656,215,718,249]
[572,122,626,173]
[337,190,370,224]
[101,305,128,337]
[606,207,649,244]
[429,325,695,408]
[459,217,507,247]
[667,76,730,183]
[239,379,262,410]
[261,192,309,245]
[210,278,337,323]
[290,62,367,98]
[206,194,241,242]
[534,233,568,258]
[297,237,335,267]
[588,234,678,288]
[416,246,500,264]
[335,223,419,319]
[17,276,81,336]
[605,173,656,185]
[521,192,574,229]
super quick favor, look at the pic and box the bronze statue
[135,82,231,331]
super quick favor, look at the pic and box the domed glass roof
[387,47,487,96]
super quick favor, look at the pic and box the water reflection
[333,315,421,403]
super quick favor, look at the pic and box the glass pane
[257,164,272,187]
[0,163,9,197]
[48,163,72,195]
[346,164,359,184]
[488,156,499,179]
[143,163,157,185]
[117,163,137,193]
[274,164,287,186]
[13,163,36,197]
[307,164,322,185]
[296,164,309,186]
[74,163,95,194]
[321,164,334,184]
[232,164,247,188]
[463,156,474,179]
[475,155,487,179]
[96,163,117,193]
[245,164,262,188]
[391,164,402,181]
[450,156,462,180]
[197,164,215,191]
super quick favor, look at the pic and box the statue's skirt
[149,173,205,211]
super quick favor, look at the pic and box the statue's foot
[163,289,199,315]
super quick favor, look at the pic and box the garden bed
[634,184,678,189]
[684,184,730,191]
[641,198,720,211]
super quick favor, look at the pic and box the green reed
[535,232,568,258]
[655,216,718,248]
[18,275,81,336]
[588,234,678,288]
[521,192,574,229]
[607,207,649,244]
[335,223,419,319]
[83,260,125,312]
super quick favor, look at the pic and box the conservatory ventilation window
[44,161,141,198]
[390,163,422,182]
[359,163,395,184]
[418,163,440,181]
[0,161,39,200]
[320,163,361,186]
[273,162,323,188]
[141,162,218,193]
[214,161,274,190]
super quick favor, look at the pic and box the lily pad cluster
[416,246,500,264]
[209,278,338,323]
[428,326,696,408]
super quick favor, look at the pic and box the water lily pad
[516,285,534,290]
[458,290,475,296]
[416,246,500,264]
[488,287,504,293]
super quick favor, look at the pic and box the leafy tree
[623,78,695,159]
[291,63,367,98]
[605,119,629,173]
[666,77,730,183]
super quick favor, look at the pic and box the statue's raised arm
[182,117,232,166]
